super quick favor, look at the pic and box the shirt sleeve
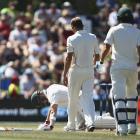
[104,27,114,46]
[67,37,74,53]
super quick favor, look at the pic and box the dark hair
[71,17,83,30]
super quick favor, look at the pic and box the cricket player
[100,7,140,136]
[31,84,115,131]
[62,17,100,132]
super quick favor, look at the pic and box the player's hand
[37,122,53,131]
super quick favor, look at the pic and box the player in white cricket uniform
[62,17,100,131]
[31,84,115,131]
[100,7,140,136]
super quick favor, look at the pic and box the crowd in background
[0,0,140,100]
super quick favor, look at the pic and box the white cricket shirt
[67,30,99,67]
[104,23,140,70]
[44,84,68,106]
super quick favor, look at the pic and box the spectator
[108,5,118,27]
[28,46,41,68]
[8,75,21,98]
[49,25,59,43]
[34,2,50,24]
[27,29,40,46]
[133,3,140,28]
[4,61,19,78]
[9,20,27,44]
[0,1,18,25]
[96,0,107,9]
[57,9,74,47]
[47,3,61,24]
[93,6,110,41]
[23,24,32,38]
[57,9,72,26]
[96,0,117,9]
[0,15,11,41]
[62,1,76,16]
[35,20,48,43]
[25,4,34,23]
[20,68,37,99]
[35,64,52,89]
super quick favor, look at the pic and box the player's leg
[111,70,127,135]
[81,79,95,131]
[75,111,85,130]
[126,70,138,134]
[65,66,83,130]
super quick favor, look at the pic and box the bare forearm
[63,61,71,76]
[63,53,72,76]
[45,104,57,125]
[46,108,51,122]
[49,104,58,126]
[94,54,100,65]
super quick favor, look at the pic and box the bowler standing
[63,17,100,131]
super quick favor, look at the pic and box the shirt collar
[76,30,87,34]
[119,23,133,27]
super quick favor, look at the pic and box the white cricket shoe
[86,125,95,132]
[37,123,53,131]
[64,126,75,132]
[116,124,127,136]
[116,131,127,136]
[76,122,86,131]
[128,124,137,135]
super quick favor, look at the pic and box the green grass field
[0,122,140,140]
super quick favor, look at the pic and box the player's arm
[45,108,51,123]
[63,37,73,85]
[48,104,58,126]
[93,36,100,65]
[100,43,111,63]
[93,53,100,65]
[101,27,114,63]
[63,52,73,86]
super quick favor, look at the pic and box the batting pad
[95,114,116,129]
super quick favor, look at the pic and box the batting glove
[37,122,54,131]
[95,61,104,73]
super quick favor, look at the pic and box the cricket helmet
[117,7,134,23]
[31,90,43,107]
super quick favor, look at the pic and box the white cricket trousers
[110,69,138,132]
[67,64,95,129]
[110,69,138,99]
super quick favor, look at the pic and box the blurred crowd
[0,0,140,100]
